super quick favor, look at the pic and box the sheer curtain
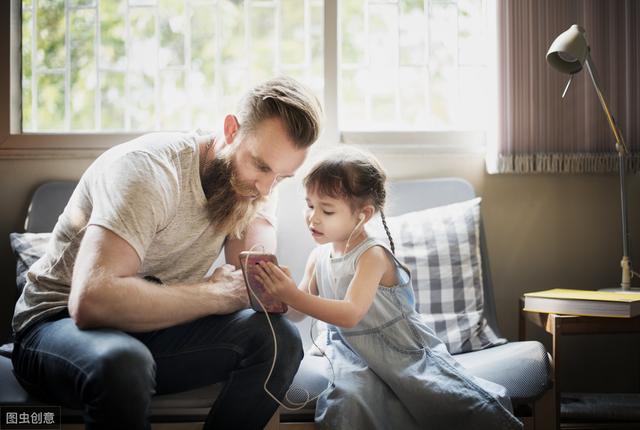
[487,0,640,174]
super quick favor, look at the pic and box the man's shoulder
[108,132,197,161]
[93,132,198,180]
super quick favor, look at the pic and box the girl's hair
[303,147,395,254]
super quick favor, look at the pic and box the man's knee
[86,338,156,400]
[245,312,303,361]
[271,316,304,363]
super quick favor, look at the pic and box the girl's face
[304,188,362,246]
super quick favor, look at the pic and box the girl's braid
[380,211,395,254]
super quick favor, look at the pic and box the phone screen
[239,252,288,314]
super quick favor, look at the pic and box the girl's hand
[255,262,298,303]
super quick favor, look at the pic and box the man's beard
[201,149,267,239]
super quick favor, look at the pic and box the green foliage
[21,0,486,133]
[23,0,323,132]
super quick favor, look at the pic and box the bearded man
[10,76,323,429]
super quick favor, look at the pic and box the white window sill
[341,131,486,155]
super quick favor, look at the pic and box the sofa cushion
[371,198,505,354]
[281,355,331,420]
[0,356,40,404]
[9,232,51,296]
[453,341,552,402]
[0,343,13,358]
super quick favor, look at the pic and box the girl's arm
[282,249,319,322]
[257,246,388,328]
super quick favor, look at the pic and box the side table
[519,297,640,430]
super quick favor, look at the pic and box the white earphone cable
[240,244,335,410]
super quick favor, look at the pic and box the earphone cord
[342,215,364,256]
[241,244,335,410]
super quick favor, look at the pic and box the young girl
[255,148,523,430]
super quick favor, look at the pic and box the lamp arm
[584,53,633,289]
[584,53,629,155]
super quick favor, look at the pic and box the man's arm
[224,216,277,268]
[68,225,249,332]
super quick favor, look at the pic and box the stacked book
[523,289,640,318]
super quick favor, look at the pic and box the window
[339,0,490,132]
[19,0,492,144]
[21,0,324,132]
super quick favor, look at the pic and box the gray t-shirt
[12,132,277,335]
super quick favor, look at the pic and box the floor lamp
[547,24,637,292]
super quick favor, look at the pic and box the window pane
[22,5,33,131]
[158,0,185,68]
[429,1,457,128]
[37,73,65,131]
[159,70,187,130]
[250,5,276,81]
[100,71,125,130]
[399,0,425,66]
[281,0,305,65]
[310,1,324,90]
[339,0,489,131]
[399,66,428,126]
[70,0,96,6]
[128,71,155,130]
[340,0,365,66]
[220,0,246,66]
[99,0,126,68]
[70,9,96,130]
[22,0,323,133]
[37,0,65,70]
[129,7,157,74]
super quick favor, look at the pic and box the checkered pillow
[372,198,506,354]
[9,232,51,295]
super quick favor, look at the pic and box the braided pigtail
[380,211,395,254]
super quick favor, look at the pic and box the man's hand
[254,263,299,303]
[205,264,250,313]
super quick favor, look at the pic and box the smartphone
[239,251,288,314]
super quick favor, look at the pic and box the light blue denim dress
[314,237,523,430]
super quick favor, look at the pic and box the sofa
[0,177,554,429]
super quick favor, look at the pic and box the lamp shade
[546,24,588,74]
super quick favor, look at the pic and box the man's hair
[235,76,323,149]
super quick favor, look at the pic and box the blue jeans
[12,309,303,429]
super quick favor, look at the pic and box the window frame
[0,0,486,159]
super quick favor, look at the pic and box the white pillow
[371,198,506,354]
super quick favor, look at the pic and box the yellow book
[523,288,640,318]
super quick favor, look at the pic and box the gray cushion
[9,232,51,296]
[453,341,552,403]
[0,343,13,358]
[0,356,39,404]
[280,355,331,420]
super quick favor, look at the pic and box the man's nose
[258,174,280,197]
[256,177,273,197]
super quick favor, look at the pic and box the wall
[1,151,639,393]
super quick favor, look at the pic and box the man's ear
[223,114,240,145]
